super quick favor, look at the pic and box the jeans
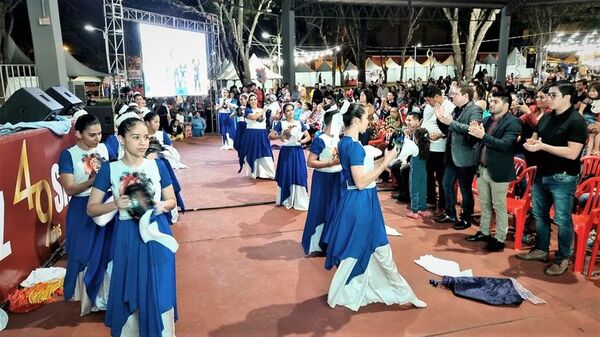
[409,157,427,212]
[531,173,578,260]
[442,162,477,222]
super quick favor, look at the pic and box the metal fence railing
[0,64,39,104]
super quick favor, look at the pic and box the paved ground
[4,135,600,337]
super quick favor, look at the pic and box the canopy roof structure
[385,57,401,69]
[365,58,382,71]
[441,55,454,66]
[344,61,358,72]
[315,61,332,72]
[482,54,497,65]
[295,63,314,72]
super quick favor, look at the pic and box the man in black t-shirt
[518,81,587,276]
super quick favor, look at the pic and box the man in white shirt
[422,85,455,216]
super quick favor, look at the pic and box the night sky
[9,1,525,72]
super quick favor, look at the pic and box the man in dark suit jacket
[465,92,522,252]
[434,85,483,230]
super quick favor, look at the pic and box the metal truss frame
[104,0,127,89]
[103,1,221,101]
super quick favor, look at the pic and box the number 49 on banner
[0,191,12,262]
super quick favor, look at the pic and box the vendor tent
[402,57,426,80]
[295,63,316,86]
[506,48,533,78]
[385,58,401,82]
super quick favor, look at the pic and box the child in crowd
[580,81,600,155]
[168,119,184,141]
[406,127,431,219]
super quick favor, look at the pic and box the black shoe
[453,220,471,230]
[484,239,505,252]
[435,215,457,223]
[465,231,491,242]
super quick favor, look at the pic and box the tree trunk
[444,8,463,80]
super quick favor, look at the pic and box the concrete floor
[4,135,600,337]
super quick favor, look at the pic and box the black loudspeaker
[85,105,115,137]
[0,87,63,124]
[526,53,536,69]
[45,86,82,115]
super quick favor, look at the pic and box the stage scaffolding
[103,0,221,106]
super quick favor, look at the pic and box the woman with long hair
[88,118,178,337]
[243,93,276,179]
[302,109,344,255]
[59,114,112,315]
[322,103,426,311]
[270,103,311,210]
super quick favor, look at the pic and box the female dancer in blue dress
[233,93,249,172]
[301,109,344,255]
[323,103,426,311]
[144,112,172,146]
[243,93,275,179]
[270,103,311,210]
[88,117,178,337]
[59,114,112,315]
[218,88,236,150]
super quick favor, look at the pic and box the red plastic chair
[586,209,600,278]
[570,177,600,273]
[579,156,600,184]
[507,166,537,250]
[475,157,527,198]
[505,157,527,198]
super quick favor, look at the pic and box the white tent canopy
[365,58,382,71]
[402,57,426,80]
[295,63,317,86]
[483,54,497,65]
[506,48,533,78]
[385,58,401,82]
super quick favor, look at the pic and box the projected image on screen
[139,23,209,97]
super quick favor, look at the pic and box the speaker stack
[0,87,63,124]
[45,86,83,115]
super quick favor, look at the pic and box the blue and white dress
[243,108,275,179]
[93,159,177,337]
[218,98,236,148]
[59,143,112,315]
[234,107,249,172]
[323,136,426,311]
[274,119,310,210]
[302,134,344,254]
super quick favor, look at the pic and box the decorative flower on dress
[118,171,153,197]
[81,153,106,175]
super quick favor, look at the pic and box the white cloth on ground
[413,254,473,277]
[19,267,66,288]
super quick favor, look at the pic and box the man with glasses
[518,81,587,276]
[434,85,483,230]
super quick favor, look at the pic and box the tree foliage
[443,8,498,81]
[167,0,275,85]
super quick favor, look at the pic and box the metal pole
[496,6,511,86]
[103,30,112,101]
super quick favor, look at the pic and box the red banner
[0,127,76,302]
